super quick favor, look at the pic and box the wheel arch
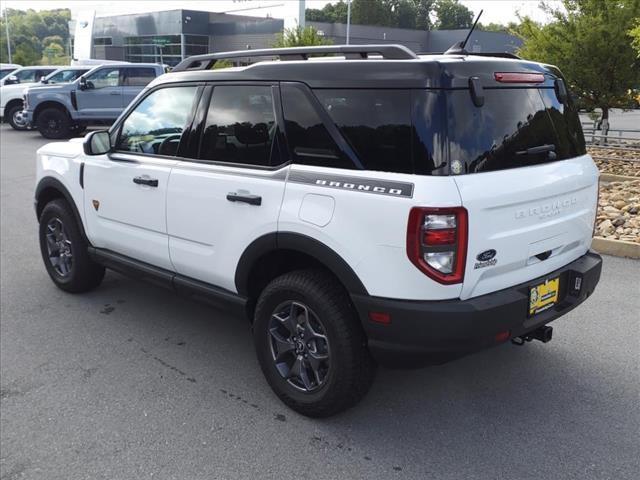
[33,100,69,124]
[35,176,88,242]
[236,232,368,310]
[4,97,23,112]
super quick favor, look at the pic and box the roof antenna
[444,9,483,55]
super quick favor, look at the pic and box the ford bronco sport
[34,45,602,417]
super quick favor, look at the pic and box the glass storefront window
[123,34,208,67]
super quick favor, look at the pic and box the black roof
[153,44,558,90]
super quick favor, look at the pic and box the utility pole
[346,0,351,45]
[4,8,12,63]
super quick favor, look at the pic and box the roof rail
[421,51,520,59]
[172,44,418,72]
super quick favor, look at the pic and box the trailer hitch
[511,325,553,346]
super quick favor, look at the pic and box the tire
[70,123,87,136]
[38,199,105,293]
[37,107,71,139]
[254,269,376,417]
[6,103,27,131]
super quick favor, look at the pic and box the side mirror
[83,130,111,155]
[78,76,88,90]
[5,75,18,85]
[554,78,568,104]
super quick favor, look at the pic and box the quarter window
[281,84,350,170]
[116,86,198,156]
[199,85,277,167]
[314,89,413,173]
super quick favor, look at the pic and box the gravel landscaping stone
[595,180,640,243]
[589,148,640,177]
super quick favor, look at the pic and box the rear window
[442,87,586,175]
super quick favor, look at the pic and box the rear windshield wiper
[516,144,556,158]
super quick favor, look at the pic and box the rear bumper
[351,251,602,368]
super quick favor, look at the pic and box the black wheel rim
[268,301,331,392]
[45,217,73,277]
[43,114,61,135]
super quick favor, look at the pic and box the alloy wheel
[45,217,73,276]
[268,301,331,392]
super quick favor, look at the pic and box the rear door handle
[133,176,158,187]
[226,192,262,206]
[110,91,120,95]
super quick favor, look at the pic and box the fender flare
[235,232,368,297]
[35,176,88,242]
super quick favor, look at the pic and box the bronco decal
[288,171,414,198]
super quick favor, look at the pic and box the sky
[1,0,560,25]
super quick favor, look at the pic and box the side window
[199,85,276,167]
[116,86,198,156]
[124,68,157,87]
[37,69,55,79]
[314,89,413,174]
[280,84,351,170]
[86,68,120,89]
[14,70,37,83]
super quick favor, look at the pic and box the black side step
[88,247,247,317]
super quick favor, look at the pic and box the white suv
[34,45,602,417]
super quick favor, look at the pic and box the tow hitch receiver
[512,325,553,346]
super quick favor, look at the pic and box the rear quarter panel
[279,165,464,300]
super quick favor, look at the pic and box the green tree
[306,1,349,23]
[273,26,333,47]
[433,0,473,29]
[517,0,640,120]
[41,42,68,65]
[631,20,640,57]
[1,8,71,64]
[414,0,435,30]
[480,22,509,33]
[11,35,41,65]
[351,0,395,27]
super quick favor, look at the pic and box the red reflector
[424,228,456,245]
[494,72,544,83]
[495,330,511,343]
[369,312,391,325]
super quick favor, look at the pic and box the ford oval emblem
[80,21,89,28]
[476,249,496,262]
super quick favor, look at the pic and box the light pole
[346,0,351,45]
[4,8,12,63]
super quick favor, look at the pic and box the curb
[599,173,638,183]
[591,237,640,259]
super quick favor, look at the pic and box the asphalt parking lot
[1,124,639,480]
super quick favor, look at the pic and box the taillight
[494,72,545,83]
[407,207,468,285]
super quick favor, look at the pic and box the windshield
[0,69,16,80]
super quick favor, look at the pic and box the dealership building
[73,9,522,66]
